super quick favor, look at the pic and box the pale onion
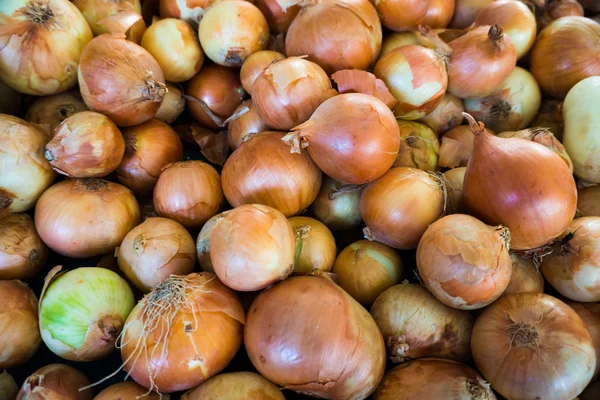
[17,364,92,400]
[72,0,141,36]
[182,372,284,400]
[227,100,270,150]
[309,175,364,231]
[155,82,185,124]
[0,371,17,400]
[438,125,480,169]
[443,167,465,214]
[0,115,55,218]
[568,302,600,381]
[449,0,493,29]
[25,91,89,138]
[394,120,439,171]
[372,0,432,31]
[472,293,596,400]
[240,50,285,95]
[254,0,300,34]
[245,275,386,399]
[531,99,564,140]
[331,70,398,109]
[116,119,183,196]
[423,0,455,28]
[159,0,215,25]
[153,161,223,230]
[0,82,21,117]
[0,280,40,369]
[578,186,600,217]
[505,252,544,295]
[196,213,221,273]
[94,381,166,400]
[0,214,47,280]
[35,179,140,258]
[380,31,433,56]
[289,216,337,275]
[199,0,269,67]
[121,273,245,392]
[419,92,464,135]
[285,0,382,75]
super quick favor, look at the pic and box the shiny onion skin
[531,17,600,99]
[25,91,89,138]
[284,93,400,185]
[443,167,465,214]
[360,167,445,249]
[504,252,544,295]
[449,0,493,29]
[578,186,600,217]
[94,381,166,400]
[285,0,382,75]
[0,280,40,369]
[78,34,166,127]
[371,283,473,363]
[116,119,183,196]
[372,0,431,31]
[34,179,140,258]
[72,0,141,36]
[289,216,337,275]
[423,0,455,28]
[0,213,48,280]
[568,302,600,381]
[155,82,185,125]
[463,115,577,250]
[254,0,300,34]
[418,92,464,135]
[472,293,596,400]
[44,111,125,178]
[153,161,223,230]
[0,0,93,96]
[181,372,285,400]
[239,50,286,95]
[309,175,364,231]
[210,204,295,291]
[245,275,386,399]
[223,131,321,216]
[227,100,270,150]
[394,120,439,171]
[159,0,215,25]
[121,273,245,392]
[253,57,337,130]
[16,364,92,400]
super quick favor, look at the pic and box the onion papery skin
[531,99,564,141]
[16,364,92,400]
[472,293,596,400]
[372,0,431,31]
[568,302,600,381]
[0,115,55,218]
[0,213,47,281]
[438,125,480,169]
[449,0,493,29]
[309,175,364,231]
[505,252,544,295]
[227,100,270,150]
[578,186,600,217]
[25,91,89,138]
[222,131,321,217]
[94,381,165,400]
[35,179,140,258]
[360,167,445,249]
[289,216,337,275]
[240,50,286,95]
[121,273,245,392]
[72,0,141,36]
[116,119,183,196]
[463,118,577,250]
[196,213,220,273]
[78,34,166,127]
[423,0,455,29]
[373,358,495,400]
[331,69,398,109]
[0,280,40,368]
[0,0,92,95]
[287,93,400,185]
[418,92,464,135]
[155,82,185,125]
[394,120,439,171]
[531,17,600,99]
[285,0,382,75]
[254,0,300,34]
[373,45,447,120]
[443,167,465,214]
[153,161,223,230]
[159,0,215,25]
[245,275,386,399]
[181,371,284,400]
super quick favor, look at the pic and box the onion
[372,0,432,31]
[373,45,448,120]
[289,216,337,275]
[72,0,141,35]
[531,99,564,140]
[0,82,22,117]
[447,25,517,99]
[17,364,92,400]
[199,0,269,67]
[25,91,89,138]
[116,119,183,196]
[380,31,433,55]
[159,0,215,25]
[182,372,284,400]
[155,82,186,124]
[544,0,585,26]
[472,293,596,400]
[462,114,577,250]
[285,0,382,75]
[153,161,223,230]
[187,125,230,166]
[94,381,165,400]
[361,167,445,249]
[331,70,398,109]
[35,178,140,258]
[78,34,166,127]
[394,120,440,171]
[240,51,285,96]
[120,273,245,392]
[0,370,18,400]
[374,358,495,400]
[283,93,400,185]
[419,93,464,135]
[196,213,221,273]
[227,100,270,150]
[531,17,600,99]
[0,280,40,368]
[253,57,337,130]
[449,0,493,29]
[0,115,55,218]
[568,302,600,382]
[505,252,544,295]
[578,186,600,217]
[0,214,47,280]
[309,175,364,231]
[443,167,465,214]
[44,111,125,178]
[423,0,455,28]
[254,0,300,34]
[245,275,386,399]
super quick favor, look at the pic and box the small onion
[159,0,215,25]
[254,0,300,34]
[289,216,337,275]
[154,82,186,124]
[153,161,223,230]
[309,175,364,231]
[531,99,564,140]
[505,253,544,295]
[438,125,478,169]
[72,0,141,35]
[0,370,18,400]
[227,100,270,150]
[373,0,432,31]
[449,0,493,29]
[0,213,47,280]
[578,186,600,217]
[182,372,284,400]
[394,120,440,171]
[423,0,455,28]
[239,50,286,95]
[17,364,92,400]
[94,381,165,400]
[0,280,40,369]
[196,213,221,273]
[443,167,465,214]
[568,302,600,381]
[419,92,464,135]
[472,293,596,400]
[25,91,89,138]
[0,82,22,116]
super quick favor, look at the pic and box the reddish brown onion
[16,364,92,400]
[0,213,47,281]
[254,0,300,34]
[373,0,432,31]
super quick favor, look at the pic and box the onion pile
[289,216,337,275]
[17,364,93,400]
[0,214,47,280]
[309,176,364,231]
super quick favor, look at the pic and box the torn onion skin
[289,216,337,275]
[25,91,89,138]
[331,69,398,109]
[568,302,600,381]
[181,371,284,400]
[0,213,48,281]
[16,364,92,400]
[309,175,364,231]
[438,125,477,169]
[504,253,544,295]
[93,381,166,400]
[240,50,286,95]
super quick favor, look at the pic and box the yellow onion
[505,252,544,295]
[0,280,40,369]
[443,167,465,214]
[394,120,439,171]
[361,167,445,249]
[182,372,284,400]
[462,114,577,250]
[254,0,300,34]
[438,123,478,167]
[17,364,92,400]
[159,0,215,25]
[120,273,245,392]
[331,69,398,109]
[285,0,382,75]
[196,213,221,273]
[0,371,17,400]
[0,115,55,218]
[449,0,493,29]
[0,82,22,116]
[227,100,270,150]
[472,293,596,400]
[309,175,364,231]
[0,214,47,280]
[245,275,386,399]
[35,179,140,258]
[94,381,166,400]
[0,0,92,95]
[210,204,295,291]
[25,91,89,138]
[78,34,166,127]
[44,111,125,178]
[419,92,464,135]
[239,50,285,95]
[72,0,141,35]
[568,302,600,381]
[199,0,269,67]
[531,99,564,140]
[155,82,185,124]
[153,161,223,230]
[423,0,455,28]
[116,119,183,196]
[380,31,434,55]
[373,0,431,31]
[578,186,600,217]
[289,216,337,275]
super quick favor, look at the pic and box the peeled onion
[227,100,270,150]
[578,186,600,217]
[394,120,440,171]
[239,50,285,95]
[17,364,92,400]
[505,252,544,295]
[155,82,186,124]
[443,167,465,214]
[182,372,284,400]
[309,175,364,231]
[373,0,431,31]
[419,92,464,135]
[568,302,600,381]
[25,91,89,138]
[0,213,47,280]
[289,216,336,275]
[94,381,165,400]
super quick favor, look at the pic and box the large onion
[578,186,600,217]
[394,120,440,171]
[182,372,284,400]
[309,175,364,231]
[227,100,270,150]
[0,82,22,116]
[17,364,92,400]
[569,302,600,381]
[289,216,337,275]
[72,0,141,35]
[25,91,89,138]
[449,0,493,29]
[0,213,47,280]
[419,92,464,135]
[505,252,544,295]
[254,0,300,34]
[94,381,165,400]
[245,275,386,399]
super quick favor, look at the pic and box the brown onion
[72,0,141,35]
[472,293,596,400]
[227,100,270,150]
[182,372,284,400]
[531,99,564,140]
[155,82,185,124]
[196,213,221,273]
[0,370,18,400]
[309,175,364,231]
[569,302,600,381]
[505,252,544,295]
[245,275,386,399]
[578,186,600,217]
[546,0,585,22]
[443,167,465,214]
[394,120,440,171]
[0,82,22,117]
[94,381,165,400]
[159,0,215,25]
[419,92,464,135]
[254,0,300,34]
[373,0,432,31]
[35,179,140,258]
[240,50,285,95]
[449,0,493,29]
[289,216,337,275]
[116,119,183,196]
[17,364,92,400]
[25,91,89,138]
[331,69,398,109]
[0,214,47,280]
[423,0,455,28]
